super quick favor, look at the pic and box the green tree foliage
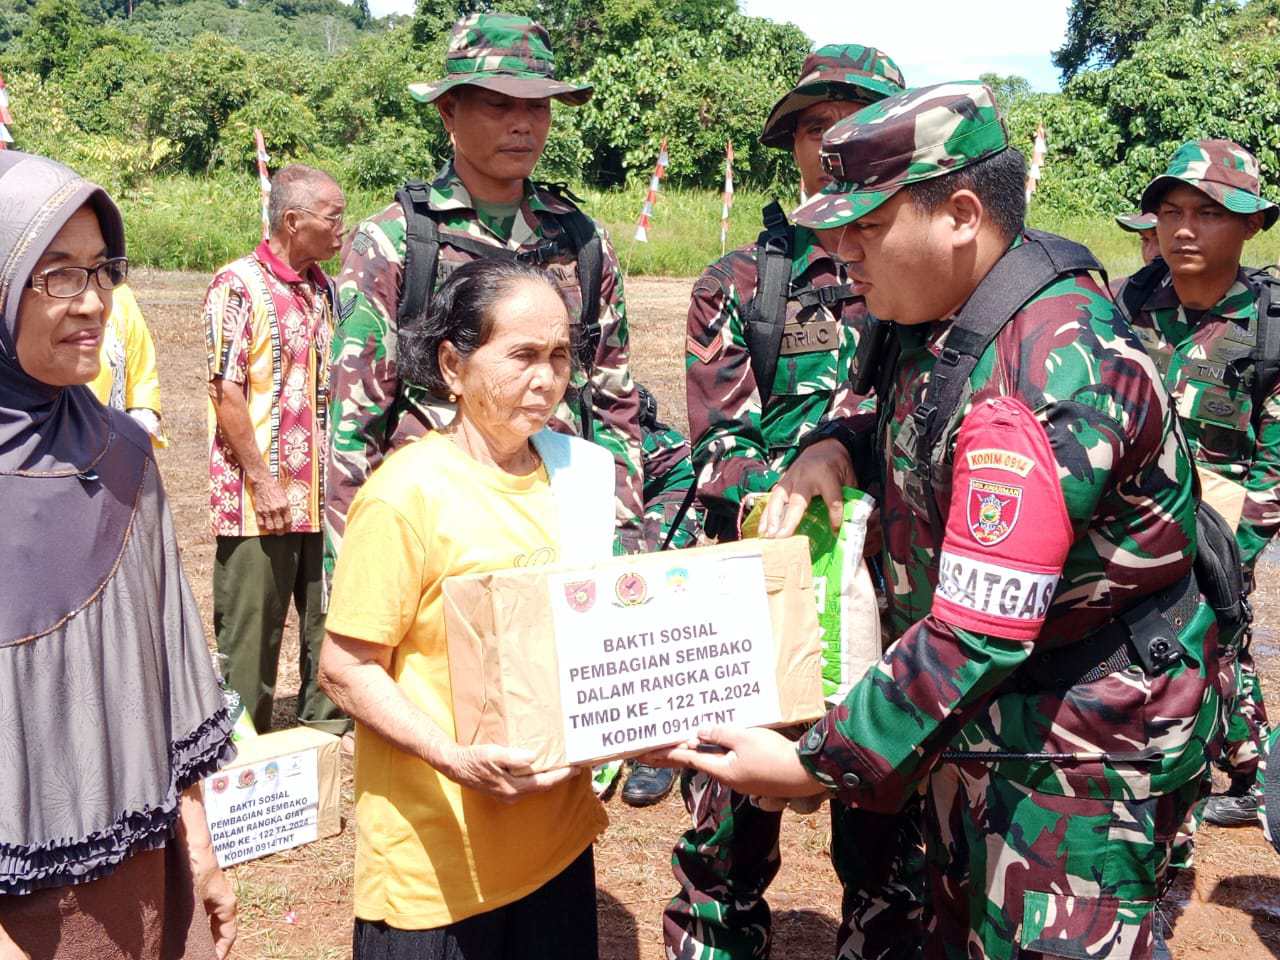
[978,72,1032,112]
[1013,3,1280,214]
[1050,0,1229,81]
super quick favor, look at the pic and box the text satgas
[601,621,719,651]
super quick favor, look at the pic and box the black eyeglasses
[26,257,130,299]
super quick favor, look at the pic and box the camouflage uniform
[669,46,926,960]
[790,83,1220,959]
[639,384,701,550]
[325,15,643,576]
[1120,140,1279,831]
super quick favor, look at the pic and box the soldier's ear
[946,189,983,248]
[437,92,458,134]
[1242,211,1263,242]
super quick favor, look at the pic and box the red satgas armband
[931,396,1073,642]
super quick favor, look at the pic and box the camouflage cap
[1140,138,1277,230]
[759,44,905,150]
[408,13,592,106]
[791,81,1008,230]
[1115,211,1157,232]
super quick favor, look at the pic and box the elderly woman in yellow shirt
[87,281,166,445]
[320,258,616,960]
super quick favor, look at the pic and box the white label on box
[203,748,320,867]
[549,551,780,763]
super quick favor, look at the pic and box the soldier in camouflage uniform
[659,83,1221,960]
[1115,211,1160,268]
[1116,139,1278,831]
[670,45,927,960]
[639,383,701,551]
[325,13,644,577]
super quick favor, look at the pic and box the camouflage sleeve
[590,234,645,555]
[642,425,702,550]
[824,309,877,430]
[1237,376,1280,572]
[324,218,403,572]
[800,394,1118,812]
[684,265,778,525]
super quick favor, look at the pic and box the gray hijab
[0,152,235,895]
[0,150,138,643]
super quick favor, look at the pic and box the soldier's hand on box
[666,726,827,800]
[759,438,854,538]
[439,743,577,802]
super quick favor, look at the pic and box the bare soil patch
[133,269,1280,959]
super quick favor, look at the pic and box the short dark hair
[400,258,572,400]
[905,147,1027,241]
[267,164,341,233]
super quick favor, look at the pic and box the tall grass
[117,175,1280,279]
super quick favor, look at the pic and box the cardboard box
[443,536,826,769]
[202,727,342,867]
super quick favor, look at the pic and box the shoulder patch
[688,332,724,364]
[931,396,1073,642]
[338,293,357,323]
[350,231,373,257]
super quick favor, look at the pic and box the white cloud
[739,0,1070,90]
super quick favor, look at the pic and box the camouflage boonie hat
[791,81,1008,230]
[1115,211,1157,232]
[759,44,905,150]
[408,13,592,106]
[1140,138,1277,230]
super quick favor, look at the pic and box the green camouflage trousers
[664,767,927,960]
[927,762,1201,960]
[1221,644,1271,782]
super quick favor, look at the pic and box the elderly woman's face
[15,207,112,387]
[446,278,572,443]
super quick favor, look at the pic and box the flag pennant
[1025,123,1047,203]
[720,139,735,256]
[634,138,669,243]
[0,73,10,150]
[254,128,272,241]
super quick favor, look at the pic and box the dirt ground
[133,268,1280,959]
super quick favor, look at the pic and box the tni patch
[967,478,1021,547]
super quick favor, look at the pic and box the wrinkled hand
[759,439,855,539]
[249,476,291,534]
[648,726,827,800]
[199,865,238,960]
[437,743,578,803]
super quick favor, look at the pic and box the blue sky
[365,0,1072,91]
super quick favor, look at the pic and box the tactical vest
[1115,259,1280,439]
[740,201,859,410]
[854,231,1247,687]
[395,180,605,439]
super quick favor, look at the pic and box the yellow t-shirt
[88,284,167,445]
[325,431,608,930]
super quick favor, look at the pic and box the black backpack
[395,179,605,439]
[1115,258,1280,432]
[740,201,858,409]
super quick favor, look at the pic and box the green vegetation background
[1,0,1278,276]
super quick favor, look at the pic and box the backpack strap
[395,180,442,333]
[1248,269,1280,430]
[913,230,1103,539]
[1113,257,1170,325]
[741,201,794,410]
[791,283,858,311]
[546,206,603,443]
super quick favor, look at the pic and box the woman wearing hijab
[0,151,237,959]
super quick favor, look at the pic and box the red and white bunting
[254,128,271,240]
[720,139,735,256]
[634,138,668,243]
[1025,123,1047,203]
[0,73,13,149]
